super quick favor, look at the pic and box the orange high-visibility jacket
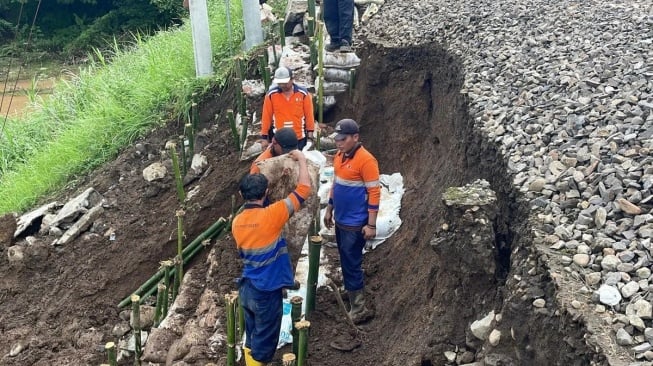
[261,84,315,140]
[232,184,311,291]
[330,144,380,227]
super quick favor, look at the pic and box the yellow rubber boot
[243,347,265,366]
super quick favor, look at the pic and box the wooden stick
[326,278,363,333]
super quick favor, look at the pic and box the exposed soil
[0,42,607,365]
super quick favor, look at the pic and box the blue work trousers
[335,225,365,291]
[239,278,283,362]
[323,0,354,44]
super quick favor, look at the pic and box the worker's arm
[361,157,380,239]
[304,92,315,138]
[261,94,273,147]
[323,187,334,229]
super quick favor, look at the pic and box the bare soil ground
[0,43,604,365]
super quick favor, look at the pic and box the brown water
[0,77,57,117]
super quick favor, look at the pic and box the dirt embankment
[0,44,608,365]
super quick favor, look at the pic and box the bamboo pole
[168,142,186,202]
[278,20,286,48]
[178,135,187,177]
[192,100,200,131]
[316,22,325,151]
[162,260,172,316]
[226,292,238,366]
[305,236,322,317]
[176,209,185,283]
[349,67,357,98]
[227,109,240,150]
[282,353,296,366]
[118,218,227,307]
[154,283,166,327]
[237,294,245,341]
[295,320,311,366]
[309,36,317,69]
[258,54,270,91]
[290,296,303,356]
[240,100,249,152]
[105,342,117,366]
[131,295,142,365]
[307,0,316,36]
[185,122,194,160]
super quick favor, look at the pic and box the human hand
[323,209,334,229]
[362,225,376,240]
[260,139,269,149]
[288,149,306,162]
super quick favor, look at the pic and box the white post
[189,0,214,77]
[242,0,263,51]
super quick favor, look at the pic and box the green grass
[0,0,245,214]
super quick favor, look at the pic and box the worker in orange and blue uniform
[323,119,380,324]
[232,149,311,366]
[250,127,298,174]
[260,66,315,151]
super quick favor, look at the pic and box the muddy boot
[348,289,374,324]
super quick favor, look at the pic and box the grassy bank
[0,0,245,214]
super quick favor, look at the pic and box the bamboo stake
[171,258,180,302]
[290,296,303,356]
[305,236,322,317]
[316,22,325,151]
[131,295,142,365]
[168,142,186,202]
[349,67,357,98]
[105,342,117,366]
[227,109,240,150]
[154,283,166,327]
[282,353,296,366]
[258,54,270,91]
[185,122,194,159]
[309,37,317,69]
[295,320,311,366]
[176,209,185,283]
[117,218,228,307]
[307,0,316,36]
[240,102,249,152]
[226,292,238,366]
[178,135,187,177]
[278,20,286,48]
[162,260,172,316]
[237,294,245,341]
[192,101,200,131]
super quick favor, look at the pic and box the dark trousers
[239,278,283,362]
[323,0,354,44]
[335,225,365,291]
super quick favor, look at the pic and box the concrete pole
[242,0,263,51]
[189,0,214,77]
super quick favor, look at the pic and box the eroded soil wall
[309,43,600,365]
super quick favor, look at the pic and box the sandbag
[255,155,320,202]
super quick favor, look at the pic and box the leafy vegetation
[0,0,186,56]
[0,0,245,213]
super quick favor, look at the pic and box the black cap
[334,119,359,140]
[274,127,298,153]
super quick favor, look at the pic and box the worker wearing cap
[250,127,298,174]
[233,150,311,366]
[261,66,315,151]
[323,119,380,324]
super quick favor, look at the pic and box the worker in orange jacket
[323,119,380,325]
[250,127,298,174]
[233,149,311,366]
[260,66,315,150]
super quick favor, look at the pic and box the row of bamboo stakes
[106,1,343,362]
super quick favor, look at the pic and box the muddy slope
[0,44,605,366]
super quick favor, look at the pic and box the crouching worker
[232,149,311,366]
